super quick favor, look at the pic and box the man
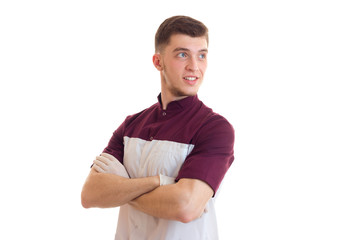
[81,15,235,240]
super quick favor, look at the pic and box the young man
[81,15,235,240]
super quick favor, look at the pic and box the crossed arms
[81,153,213,223]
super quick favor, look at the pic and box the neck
[160,90,188,110]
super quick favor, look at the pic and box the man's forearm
[81,168,160,208]
[129,179,208,223]
[129,184,185,221]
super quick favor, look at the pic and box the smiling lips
[184,76,199,85]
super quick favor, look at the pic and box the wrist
[159,174,176,186]
[153,175,161,187]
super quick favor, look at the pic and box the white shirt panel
[115,137,219,240]
[123,136,194,178]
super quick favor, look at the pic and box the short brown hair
[155,15,209,53]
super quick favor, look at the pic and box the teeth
[184,77,197,81]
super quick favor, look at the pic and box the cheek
[172,60,185,70]
[166,61,184,76]
[200,63,207,74]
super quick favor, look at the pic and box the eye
[177,52,187,58]
[199,53,206,59]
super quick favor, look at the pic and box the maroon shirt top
[103,94,235,195]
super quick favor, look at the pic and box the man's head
[155,15,209,53]
[153,16,209,106]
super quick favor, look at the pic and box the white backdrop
[1,0,359,239]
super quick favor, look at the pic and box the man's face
[154,34,208,101]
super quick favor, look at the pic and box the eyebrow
[173,47,208,53]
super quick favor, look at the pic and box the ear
[153,53,163,71]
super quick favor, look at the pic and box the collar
[157,93,199,112]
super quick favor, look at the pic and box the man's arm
[81,167,160,208]
[129,178,213,223]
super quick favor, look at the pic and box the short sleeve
[175,115,235,196]
[102,121,126,164]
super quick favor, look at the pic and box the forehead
[165,34,208,52]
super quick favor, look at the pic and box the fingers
[159,174,176,186]
[100,152,119,162]
[96,155,111,165]
[92,163,105,173]
[92,153,125,176]
[93,155,111,172]
[94,158,107,168]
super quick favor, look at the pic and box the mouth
[183,76,199,85]
[184,76,198,81]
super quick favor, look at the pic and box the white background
[1,0,359,239]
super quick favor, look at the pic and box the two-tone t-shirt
[103,94,235,240]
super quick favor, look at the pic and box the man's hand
[93,152,130,178]
[159,174,175,186]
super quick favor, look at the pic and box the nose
[186,56,199,72]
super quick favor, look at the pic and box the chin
[175,90,198,98]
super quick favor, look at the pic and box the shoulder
[193,102,235,145]
[198,102,235,135]
[123,102,159,127]
[112,102,158,137]
[202,113,235,144]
